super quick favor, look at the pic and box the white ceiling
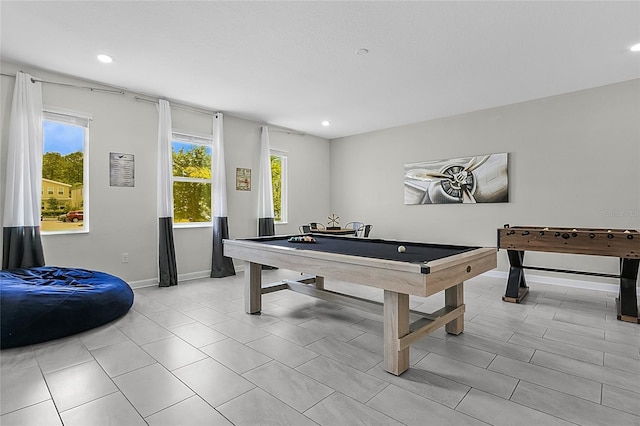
[1,1,639,139]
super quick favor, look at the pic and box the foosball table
[497,225,640,323]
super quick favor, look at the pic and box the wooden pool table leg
[384,290,410,376]
[245,261,262,314]
[445,282,464,335]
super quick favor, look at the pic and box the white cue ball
[398,245,406,253]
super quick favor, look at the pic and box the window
[172,132,213,224]
[270,150,288,223]
[41,110,89,233]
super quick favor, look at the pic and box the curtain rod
[269,128,306,136]
[134,95,218,117]
[2,71,306,135]
[0,71,125,95]
[135,96,305,135]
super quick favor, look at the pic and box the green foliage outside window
[172,143,212,223]
[42,151,84,185]
[46,197,59,211]
[271,155,282,222]
[173,181,211,222]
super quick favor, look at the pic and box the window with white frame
[270,149,287,223]
[172,132,213,224]
[41,110,89,233]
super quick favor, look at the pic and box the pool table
[224,234,497,375]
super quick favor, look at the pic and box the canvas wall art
[404,152,508,204]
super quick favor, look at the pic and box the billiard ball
[398,245,406,253]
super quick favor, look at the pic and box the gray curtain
[2,227,44,269]
[211,217,235,277]
[158,217,177,285]
[210,113,235,278]
[2,72,45,270]
[258,217,275,237]
[157,99,177,286]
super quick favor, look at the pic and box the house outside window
[271,150,287,223]
[41,110,89,233]
[172,132,213,225]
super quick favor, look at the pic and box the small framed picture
[236,168,251,191]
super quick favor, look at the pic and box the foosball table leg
[617,258,639,323]
[503,250,529,303]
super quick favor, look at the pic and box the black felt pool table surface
[253,234,479,264]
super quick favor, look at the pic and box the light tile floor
[1,270,639,425]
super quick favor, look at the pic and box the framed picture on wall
[404,152,508,204]
[236,167,251,191]
[109,152,135,187]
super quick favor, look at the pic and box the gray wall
[0,62,330,286]
[329,79,640,284]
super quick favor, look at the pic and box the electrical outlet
[122,253,129,263]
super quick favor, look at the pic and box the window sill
[174,222,213,229]
[42,229,90,236]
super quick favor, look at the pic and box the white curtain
[2,72,45,269]
[210,113,235,277]
[257,126,275,237]
[157,99,177,286]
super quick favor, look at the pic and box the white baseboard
[129,270,212,289]
[128,278,158,289]
[178,270,213,282]
[482,270,622,293]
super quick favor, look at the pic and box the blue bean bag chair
[1,266,134,349]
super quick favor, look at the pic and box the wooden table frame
[224,237,497,375]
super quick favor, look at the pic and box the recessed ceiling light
[355,48,369,56]
[321,120,331,127]
[631,43,640,52]
[97,54,114,63]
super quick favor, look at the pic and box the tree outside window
[270,150,287,223]
[271,155,281,222]
[172,135,212,224]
